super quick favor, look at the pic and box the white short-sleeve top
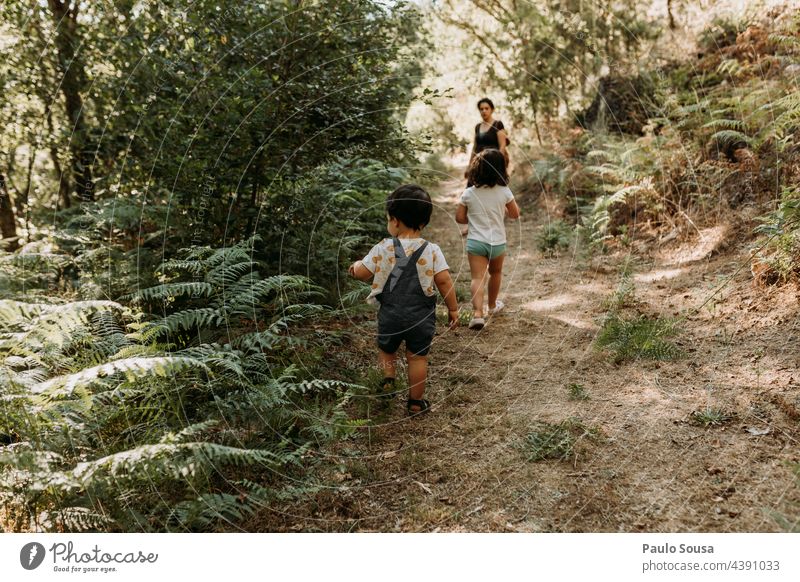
[460,185,515,245]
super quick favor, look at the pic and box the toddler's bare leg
[378,349,397,379]
[406,352,428,409]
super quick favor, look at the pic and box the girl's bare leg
[468,253,490,318]
[487,253,505,310]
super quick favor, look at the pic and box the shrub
[536,220,573,255]
[595,313,682,364]
[522,418,602,462]
[0,237,361,532]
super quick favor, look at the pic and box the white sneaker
[489,300,505,316]
[468,317,485,330]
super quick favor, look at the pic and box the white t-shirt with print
[361,237,449,305]
[460,185,515,245]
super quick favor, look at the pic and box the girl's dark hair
[467,149,508,187]
[386,184,432,230]
[477,97,495,110]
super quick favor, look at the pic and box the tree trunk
[668,0,677,30]
[47,0,94,202]
[0,173,20,251]
[31,11,72,209]
[530,96,543,146]
[46,106,71,209]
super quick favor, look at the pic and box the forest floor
[256,174,800,532]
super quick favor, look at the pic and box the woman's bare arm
[497,129,509,165]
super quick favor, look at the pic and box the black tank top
[474,120,505,153]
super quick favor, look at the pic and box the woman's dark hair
[477,97,495,110]
[386,184,432,230]
[467,148,508,187]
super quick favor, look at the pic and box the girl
[456,149,520,330]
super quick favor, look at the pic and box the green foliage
[536,220,573,255]
[436,1,656,122]
[567,383,589,401]
[0,239,362,532]
[698,15,751,53]
[531,155,573,195]
[688,408,735,427]
[595,313,682,363]
[522,418,602,462]
[594,258,681,363]
[573,134,667,252]
[602,258,637,312]
[0,243,73,300]
[259,158,410,297]
[753,186,800,284]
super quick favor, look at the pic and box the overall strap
[391,237,406,259]
[408,240,429,263]
[386,239,428,293]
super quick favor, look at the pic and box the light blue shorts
[466,239,507,259]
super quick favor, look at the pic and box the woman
[461,97,510,236]
[466,97,509,182]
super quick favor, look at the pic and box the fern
[123,282,215,304]
[595,313,682,363]
[0,236,362,532]
[710,129,753,149]
[33,356,211,399]
[702,118,747,131]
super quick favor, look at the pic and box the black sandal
[377,377,397,400]
[406,399,431,416]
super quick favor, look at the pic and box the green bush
[0,237,362,532]
[595,313,682,364]
[536,220,573,255]
[522,418,602,462]
[753,186,800,284]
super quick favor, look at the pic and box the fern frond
[72,441,282,483]
[159,420,219,444]
[169,492,257,529]
[703,118,747,131]
[32,356,210,398]
[769,33,800,49]
[147,308,223,336]
[710,130,753,148]
[124,282,215,303]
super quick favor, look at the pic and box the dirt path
[261,177,800,532]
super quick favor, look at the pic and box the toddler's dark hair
[386,184,432,230]
[467,148,508,187]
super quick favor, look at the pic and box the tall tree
[0,173,19,250]
[47,0,94,202]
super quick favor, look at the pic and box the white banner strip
[1,533,797,581]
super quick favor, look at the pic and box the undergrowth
[522,418,603,462]
[0,236,363,532]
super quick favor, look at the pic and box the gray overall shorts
[376,238,437,356]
